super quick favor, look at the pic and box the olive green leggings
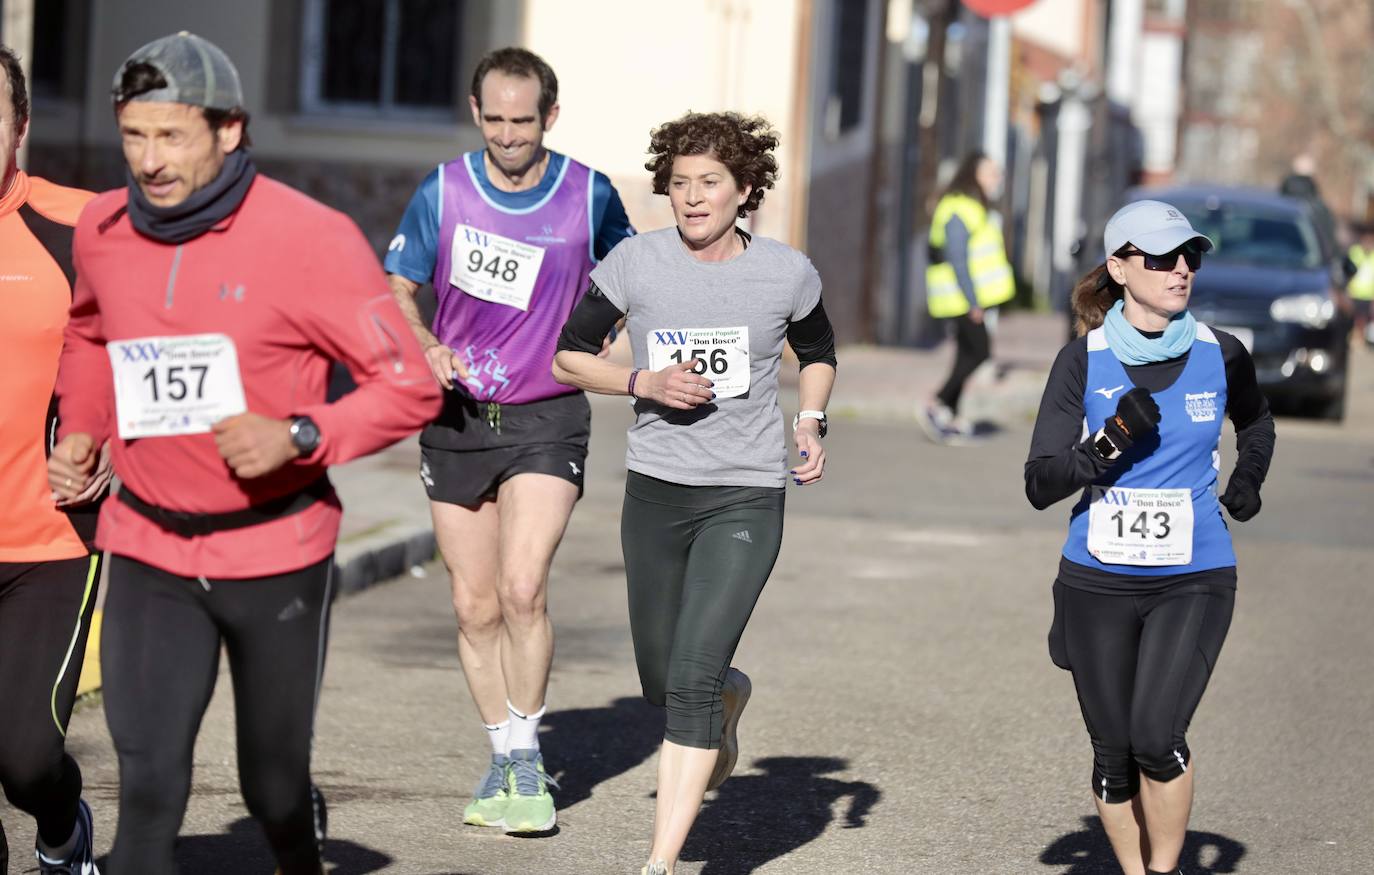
[621,471,784,749]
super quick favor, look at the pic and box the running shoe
[502,748,559,834]
[641,863,670,875]
[707,667,752,791]
[462,753,511,828]
[917,402,957,444]
[35,797,98,875]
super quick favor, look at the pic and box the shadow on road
[680,756,880,875]
[104,816,394,874]
[540,695,664,809]
[1040,816,1247,874]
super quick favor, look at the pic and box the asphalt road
[4,376,1373,874]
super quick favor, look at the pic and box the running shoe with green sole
[707,667,752,791]
[462,754,511,828]
[502,748,559,833]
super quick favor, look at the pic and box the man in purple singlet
[385,47,632,835]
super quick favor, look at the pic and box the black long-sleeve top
[1025,328,1275,591]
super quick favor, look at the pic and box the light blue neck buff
[1102,298,1197,364]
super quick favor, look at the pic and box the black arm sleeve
[556,281,625,356]
[1217,330,1276,489]
[786,298,838,369]
[1024,340,1115,510]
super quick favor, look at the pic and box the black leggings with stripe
[102,555,332,875]
[0,555,100,847]
[1051,575,1235,804]
[621,472,784,749]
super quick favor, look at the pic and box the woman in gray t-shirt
[554,111,837,875]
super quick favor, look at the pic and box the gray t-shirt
[590,227,822,487]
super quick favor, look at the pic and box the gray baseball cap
[1103,199,1213,261]
[111,31,243,110]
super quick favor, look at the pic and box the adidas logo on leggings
[732,530,752,543]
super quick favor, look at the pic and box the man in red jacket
[48,33,441,875]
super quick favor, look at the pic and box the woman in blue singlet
[1024,200,1276,875]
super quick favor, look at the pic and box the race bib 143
[1087,486,1194,566]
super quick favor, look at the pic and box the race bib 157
[109,333,247,439]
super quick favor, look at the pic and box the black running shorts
[419,391,591,506]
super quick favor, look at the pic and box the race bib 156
[1087,486,1194,566]
[109,333,247,439]
[450,224,546,311]
[646,327,751,398]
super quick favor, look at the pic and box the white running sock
[484,719,511,756]
[507,700,546,752]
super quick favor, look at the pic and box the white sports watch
[792,410,828,438]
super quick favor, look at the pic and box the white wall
[1010,0,1087,63]
[522,0,804,240]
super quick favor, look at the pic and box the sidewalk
[323,311,1068,596]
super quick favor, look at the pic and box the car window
[1172,201,1324,270]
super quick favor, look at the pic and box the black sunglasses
[1115,244,1203,272]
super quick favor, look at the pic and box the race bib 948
[109,334,247,439]
[646,327,751,398]
[450,224,546,311]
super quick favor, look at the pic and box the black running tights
[1054,578,1234,804]
[621,472,784,749]
[102,555,332,875]
[0,556,99,847]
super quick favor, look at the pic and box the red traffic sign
[963,0,1038,16]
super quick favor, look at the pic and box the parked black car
[1129,185,1351,420]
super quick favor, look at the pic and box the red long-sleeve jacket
[58,175,441,579]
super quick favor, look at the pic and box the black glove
[1220,475,1262,521]
[1102,387,1160,452]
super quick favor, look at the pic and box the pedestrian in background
[921,151,1015,443]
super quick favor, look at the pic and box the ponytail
[1071,263,1124,337]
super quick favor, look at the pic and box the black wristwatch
[289,416,322,455]
[1093,427,1122,462]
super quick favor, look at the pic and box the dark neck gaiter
[126,149,257,244]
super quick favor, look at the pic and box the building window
[827,0,870,137]
[300,0,461,118]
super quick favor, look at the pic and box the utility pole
[915,0,956,226]
[2,0,34,170]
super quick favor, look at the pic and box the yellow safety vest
[925,194,1016,318]
[1349,245,1374,301]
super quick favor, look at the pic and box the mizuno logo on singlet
[1094,384,1126,400]
[732,530,752,543]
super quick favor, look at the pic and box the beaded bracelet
[627,368,643,398]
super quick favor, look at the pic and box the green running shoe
[502,748,559,834]
[462,754,510,828]
[707,667,752,791]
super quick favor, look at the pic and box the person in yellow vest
[1346,224,1374,344]
[920,151,1015,442]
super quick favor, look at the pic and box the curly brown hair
[646,112,779,218]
